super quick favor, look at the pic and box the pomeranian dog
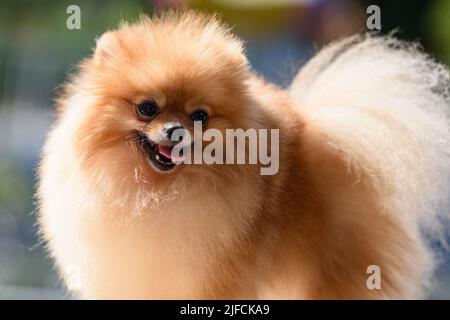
[37,11,450,299]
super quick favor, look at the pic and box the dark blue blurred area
[0,0,449,299]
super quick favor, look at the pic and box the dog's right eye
[136,100,159,121]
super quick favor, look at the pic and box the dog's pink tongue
[159,145,185,161]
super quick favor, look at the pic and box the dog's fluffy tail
[290,34,450,244]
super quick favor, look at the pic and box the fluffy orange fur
[37,11,450,299]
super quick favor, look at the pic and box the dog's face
[69,13,262,188]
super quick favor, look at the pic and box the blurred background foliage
[0,0,449,299]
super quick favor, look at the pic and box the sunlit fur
[37,11,450,299]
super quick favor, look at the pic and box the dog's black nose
[163,123,185,141]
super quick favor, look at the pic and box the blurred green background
[0,0,449,299]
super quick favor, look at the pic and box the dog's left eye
[136,100,159,121]
[191,109,208,125]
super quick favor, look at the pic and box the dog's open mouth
[134,131,184,172]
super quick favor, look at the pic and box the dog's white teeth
[156,155,160,161]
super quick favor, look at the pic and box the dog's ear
[93,31,121,64]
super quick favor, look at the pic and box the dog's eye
[191,109,208,125]
[136,100,159,121]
